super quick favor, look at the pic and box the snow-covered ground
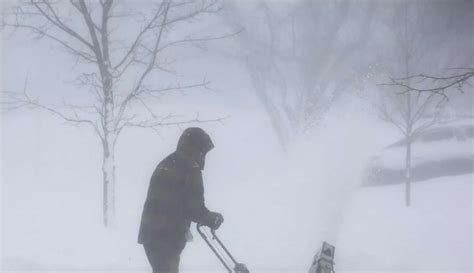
[1,30,472,273]
[2,102,472,273]
[375,136,473,171]
[337,174,473,272]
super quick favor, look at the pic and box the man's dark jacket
[138,128,215,247]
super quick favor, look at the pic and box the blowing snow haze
[1,0,473,273]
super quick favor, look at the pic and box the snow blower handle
[196,224,250,273]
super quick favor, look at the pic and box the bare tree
[376,1,449,206]
[382,0,473,111]
[387,0,473,98]
[223,0,376,149]
[387,68,474,98]
[2,0,232,227]
[378,88,446,206]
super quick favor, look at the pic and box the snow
[1,7,472,272]
[337,174,473,272]
[375,138,473,170]
[3,101,471,273]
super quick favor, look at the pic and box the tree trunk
[102,134,116,227]
[101,58,116,226]
[102,75,116,226]
[405,135,412,207]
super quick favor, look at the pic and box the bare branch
[69,0,102,33]
[141,80,211,95]
[409,92,446,125]
[115,78,211,131]
[115,0,171,122]
[2,22,97,63]
[30,0,94,50]
[3,87,104,141]
[378,101,408,136]
[100,0,114,66]
[112,2,166,70]
[118,113,228,133]
[76,0,105,66]
[382,69,474,98]
[156,29,242,53]
[166,0,220,25]
[412,118,437,136]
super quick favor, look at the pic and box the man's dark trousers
[143,239,186,273]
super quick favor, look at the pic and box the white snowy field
[1,30,472,272]
[337,174,473,272]
[2,99,472,273]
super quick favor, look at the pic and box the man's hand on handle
[207,211,224,230]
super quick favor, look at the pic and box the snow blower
[197,224,336,273]
[196,224,250,273]
[308,241,336,273]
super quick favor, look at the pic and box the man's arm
[184,168,223,229]
[184,168,210,223]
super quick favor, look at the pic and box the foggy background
[1,0,473,272]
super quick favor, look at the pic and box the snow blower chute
[308,241,336,273]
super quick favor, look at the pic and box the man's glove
[206,211,224,230]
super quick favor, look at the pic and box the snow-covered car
[363,119,474,186]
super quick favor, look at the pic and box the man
[138,127,224,273]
